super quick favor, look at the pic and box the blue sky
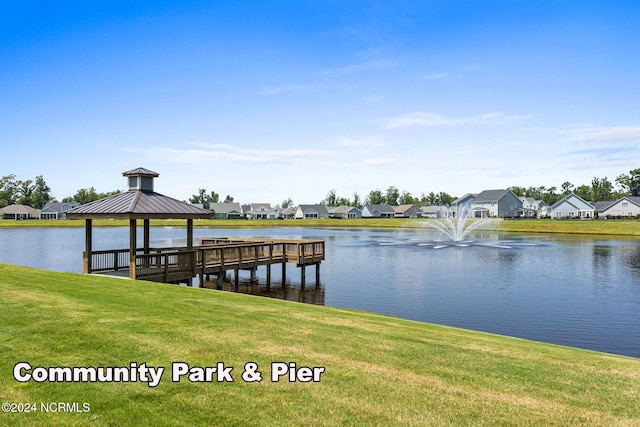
[2,1,639,205]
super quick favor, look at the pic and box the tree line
[2,168,639,211]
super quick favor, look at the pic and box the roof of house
[209,202,242,214]
[593,200,615,212]
[452,193,476,204]
[42,202,80,213]
[364,204,396,213]
[328,205,359,214]
[393,204,419,213]
[122,167,159,177]
[297,204,330,214]
[550,193,594,211]
[473,189,513,202]
[0,204,41,215]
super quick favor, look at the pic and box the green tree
[281,197,293,208]
[0,175,19,207]
[385,186,400,205]
[323,189,338,207]
[561,181,574,195]
[590,177,614,202]
[574,184,591,201]
[33,175,53,209]
[223,194,234,203]
[616,168,640,196]
[352,192,362,209]
[365,189,385,205]
[17,180,35,206]
[398,191,415,205]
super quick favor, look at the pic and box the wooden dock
[86,237,325,288]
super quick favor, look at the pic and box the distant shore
[1,217,639,236]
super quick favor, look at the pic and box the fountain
[424,206,494,243]
[378,205,533,249]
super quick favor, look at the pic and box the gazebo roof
[65,168,211,220]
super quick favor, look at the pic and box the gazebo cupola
[124,167,159,192]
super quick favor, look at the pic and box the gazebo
[65,168,212,281]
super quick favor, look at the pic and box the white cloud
[379,111,533,129]
[322,59,396,76]
[424,72,462,80]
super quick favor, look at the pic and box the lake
[1,226,639,358]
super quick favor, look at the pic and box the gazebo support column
[143,219,150,253]
[83,219,92,274]
[129,219,137,279]
[187,219,194,286]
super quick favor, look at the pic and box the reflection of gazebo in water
[66,168,325,288]
[66,168,212,282]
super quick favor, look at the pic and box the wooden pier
[86,238,325,287]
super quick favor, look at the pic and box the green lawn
[1,217,639,236]
[1,264,639,426]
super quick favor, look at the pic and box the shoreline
[1,217,639,236]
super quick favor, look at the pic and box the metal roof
[122,167,159,177]
[65,190,212,219]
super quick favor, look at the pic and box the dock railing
[86,238,324,283]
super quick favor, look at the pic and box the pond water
[1,226,639,358]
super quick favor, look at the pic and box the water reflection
[201,279,325,304]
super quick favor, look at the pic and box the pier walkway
[88,238,325,287]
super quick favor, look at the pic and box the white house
[328,206,362,219]
[549,193,595,219]
[598,196,640,218]
[39,202,80,219]
[209,202,243,219]
[361,204,395,218]
[294,204,330,219]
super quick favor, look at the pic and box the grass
[1,217,639,236]
[1,264,639,426]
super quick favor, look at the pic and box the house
[281,206,296,219]
[470,189,522,218]
[209,202,243,219]
[519,197,546,218]
[0,204,41,220]
[246,203,271,219]
[393,204,421,218]
[39,202,80,219]
[267,207,284,219]
[294,204,330,219]
[597,196,640,218]
[549,193,595,219]
[361,204,396,218]
[328,206,362,219]
[450,193,476,217]
[420,206,451,218]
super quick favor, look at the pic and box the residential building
[420,206,450,218]
[549,193,595,219]
[597,196,640,218]
[39,202,80,219]
[393,204,421,218]
[0,204,41,220]
[328,206,362,219]
[361,204,396,218]
[470,189,522,218]
[294,204,330,219]
[209,202,243,219]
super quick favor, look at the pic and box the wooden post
[266,264,271,289]
[315,262,320,287]
[234,269,239,291]
[83,219,92,274]
[301,264,306,288]
[282,262,287,285]
[250,268,257,284]
[186,219,194,286]
[129,218,137,279]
